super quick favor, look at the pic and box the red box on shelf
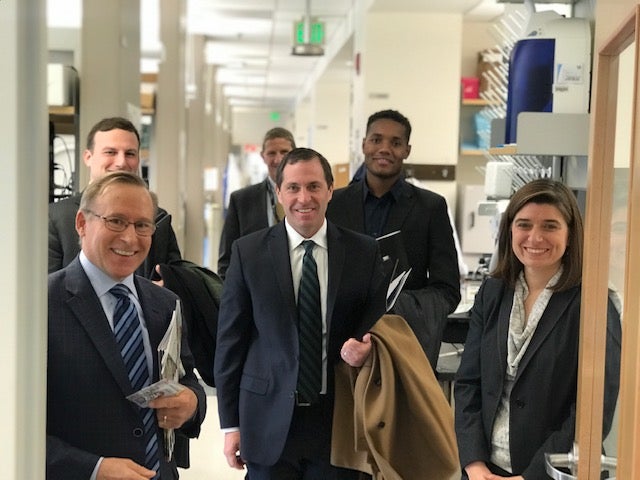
[461,77,480,99]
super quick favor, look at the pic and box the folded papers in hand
[126,378,185,408]
[126,300,185,461]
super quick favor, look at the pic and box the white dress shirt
[283,218,329,394]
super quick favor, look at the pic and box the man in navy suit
[47,171,206,480]
[214,148,386,479]
[48,117,182,279]
[326,109,461,368]
[217,127,295,278]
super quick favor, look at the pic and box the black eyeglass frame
[85,210,156,237]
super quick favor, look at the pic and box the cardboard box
[477,48,503,95]
[140,92,155,111]
[48,64,74,106]
[333,163,350,188]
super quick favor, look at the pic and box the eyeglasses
[86,210,156,236]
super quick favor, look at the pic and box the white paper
[126,378,186,408]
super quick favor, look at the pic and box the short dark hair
[262,127,296,151]
[80,171,155,215]
[275,147,333,188]
[492,179,583,291]
[86,117,140,151]
[366,110,412,143]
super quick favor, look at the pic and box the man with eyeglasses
[85,210,158,237]
[47,171,206,480]
[48,117,182,279]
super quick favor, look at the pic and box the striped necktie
[296,240,322,404]
[110,284,161,478]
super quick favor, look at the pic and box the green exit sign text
[294,19,324,45]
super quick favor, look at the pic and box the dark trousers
[247,396,363,480]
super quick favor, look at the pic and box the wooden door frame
[579,5,640,478]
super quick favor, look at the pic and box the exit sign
[294,18,324,45]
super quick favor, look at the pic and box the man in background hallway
[326,109,461,368]
[48,116,182,279]
[217,127,295,278]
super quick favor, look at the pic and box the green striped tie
[297,240,322,404]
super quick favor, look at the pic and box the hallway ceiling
[143,0,507,113]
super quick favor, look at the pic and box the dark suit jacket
[326,179,461,367]
[48,193,182,278]
[454,277,621,479]
[214,221,386,466]
[46,258,207,480]
[218,179,271,278]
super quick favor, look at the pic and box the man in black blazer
[326,109,461,368]
[48,117,182,279]
[214,148,386,479]
[47,171,206,480]
[217,127,295,278]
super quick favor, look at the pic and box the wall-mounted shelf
[48,106,74,116]
[489,112,589,156]
[48,106,76,135]
[459,98,492,155]
[462,98,491,107]
[460,147,486,156]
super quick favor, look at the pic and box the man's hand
[223,431,245,470]
[149,388,198,429]
[340,333,372,367]
[97,457,156,480]
[465,461,525,480]
[152,265,164,287]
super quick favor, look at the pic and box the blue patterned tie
[110,284,161,478]
[297,240,322,404]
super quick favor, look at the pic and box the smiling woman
[510,202,569,288]
[454,178,621,480]
[492,179,583,293]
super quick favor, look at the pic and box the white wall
[362,12,462,166]
[231,109,295,147]
[1,0,48,477]
[314,79,351,165]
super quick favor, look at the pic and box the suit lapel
[495,288,514,385]
[64,260,134,397]
[383,182,415,235]
[136,278,172,381]
[514,287,578,381]
[326,222,345,333]
[258,180,271,229]
[339,184,367,232]
[268,224,297,315]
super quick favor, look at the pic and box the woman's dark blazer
[454,277,621,479]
